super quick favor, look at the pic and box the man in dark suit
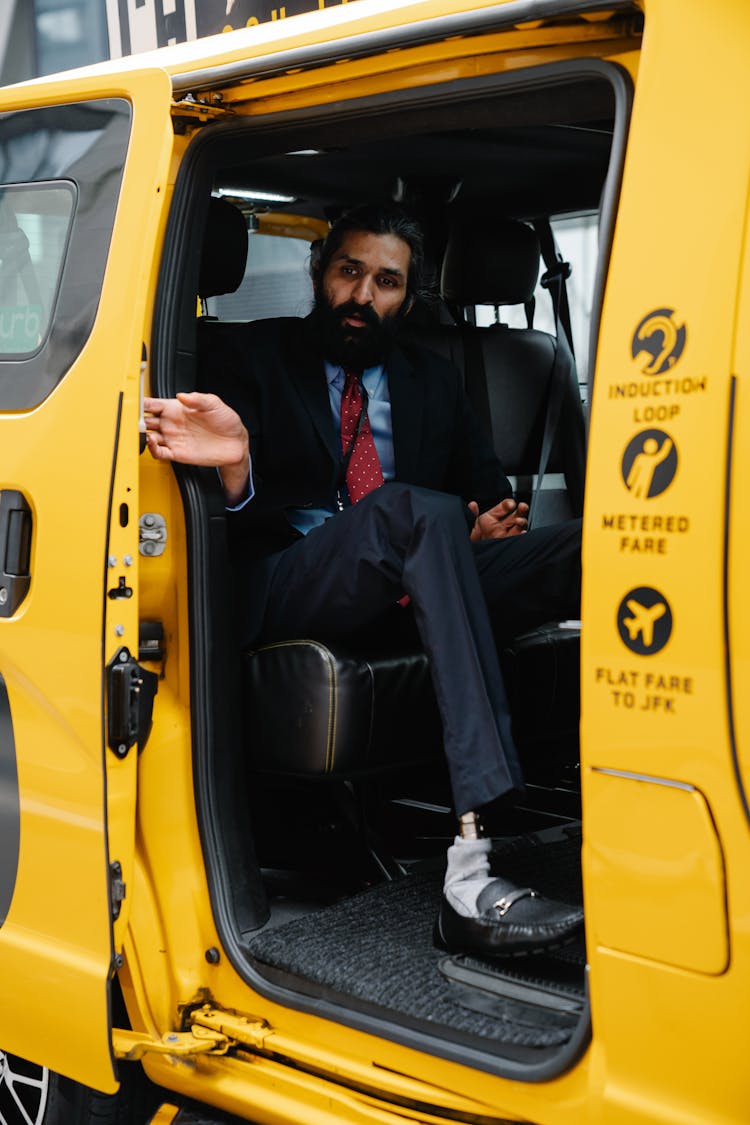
[145,204,583,958]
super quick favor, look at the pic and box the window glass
[208,232,314,321]
[0,98,131,411]
[0,183,74,356]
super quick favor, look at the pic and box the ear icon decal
[631,308,687,375]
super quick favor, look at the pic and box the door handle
[0,490,32,618]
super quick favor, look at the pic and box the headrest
[440,218,541,307]
[198,198,249,298]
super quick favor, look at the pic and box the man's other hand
[468,498,529,541]
[144,392,250,505]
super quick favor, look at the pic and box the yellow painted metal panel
[582,0,750,1120]
[726,123,750,899]
[0,68,174,1091]
[148,1107,180,1125]
[586,770,727,973]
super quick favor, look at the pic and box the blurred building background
[1,0,108,84]
[0,0,338,85]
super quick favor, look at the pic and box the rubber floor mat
[248,828,585,1050]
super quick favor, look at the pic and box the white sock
[443,835,493,917]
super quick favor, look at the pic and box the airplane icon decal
[617,587,673,655]
[622,599,667,648]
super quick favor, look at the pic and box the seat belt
[528,327,577,528]
[534,219,575,357]
[459,323,493,443]
[528,221,585,527]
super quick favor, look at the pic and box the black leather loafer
[434,877,584,958]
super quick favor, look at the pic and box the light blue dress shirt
[288,361,395,534]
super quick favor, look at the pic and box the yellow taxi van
[1,0,749,1122]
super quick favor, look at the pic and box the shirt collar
[325,360,385,388]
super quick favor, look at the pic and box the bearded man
[145,203,583,959]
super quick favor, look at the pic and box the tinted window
[207,232,314,321]
[0,183,75,356]
[0,99,131,410]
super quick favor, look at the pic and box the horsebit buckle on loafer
[492,887,539,917]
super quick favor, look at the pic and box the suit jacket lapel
[286,319,340,467]
[388,345,423,483]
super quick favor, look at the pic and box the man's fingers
[486,497,517,518]
[176,390,221,413]
[145,432,174,461]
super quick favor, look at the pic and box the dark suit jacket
[197,315,512,642]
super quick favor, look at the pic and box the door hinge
[109,860,126,920]
[112,1005,272,1062]
[171,94,233,133]
[189,1005,272,1051]
[112,1024,231,1061]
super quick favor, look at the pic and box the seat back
[406,218,585,525]
[195,198,257,392]
[198,196,249,302]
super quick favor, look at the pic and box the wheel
[0,1051,157,1125]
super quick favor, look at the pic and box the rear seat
[196,200,580,800]
[406,217,585,526]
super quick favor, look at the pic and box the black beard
[309,293,406,368]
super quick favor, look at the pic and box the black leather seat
[406,217,585,527]
[242,622,579,789]
[242,618,443,778]
[196,201,579,798]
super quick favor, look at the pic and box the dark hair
[312,203,425,301]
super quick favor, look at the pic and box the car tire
[0,1051,157,1125]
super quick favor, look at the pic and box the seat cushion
[243,623,580,783]
[242,638,442,776]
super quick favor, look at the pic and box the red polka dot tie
[340,368,384,503]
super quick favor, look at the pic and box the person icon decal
[625,434,674,499]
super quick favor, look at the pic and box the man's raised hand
[468,497,529,541]
[144,392,250,505]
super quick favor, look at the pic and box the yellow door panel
[0,68,174,1091]
[586,769,728,974]
[727,192,750,856]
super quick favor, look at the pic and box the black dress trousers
[256,482,581,816]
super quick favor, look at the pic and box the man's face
[312,230,412,367]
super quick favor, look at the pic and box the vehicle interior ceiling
[189,71,616,1069]
[215,76,613,252]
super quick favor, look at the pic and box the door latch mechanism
[107,646,158,757]
[139,513,167,557]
